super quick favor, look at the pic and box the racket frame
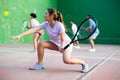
[23,20,30,29]
[64,17,98,49]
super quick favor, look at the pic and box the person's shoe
[30,50,37,54]
[89,48,96,52]
[73,46,80,49]
[81,63,89,73]
[29,63,45,70]
[76,46,80,49]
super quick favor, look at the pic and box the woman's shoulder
[56,21,63,26]
[40,21,49,28]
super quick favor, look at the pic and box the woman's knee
[38,42,44,48]
[63,59,71,64]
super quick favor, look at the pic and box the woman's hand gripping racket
[22,20,30,29]
[64,17,98,49]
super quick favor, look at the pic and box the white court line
[0,49,29,53]
[0,47,31,51]
[0,48,120,80]
[0,49,120,62]
[76,48,119,80]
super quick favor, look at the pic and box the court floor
[0,44,120,80]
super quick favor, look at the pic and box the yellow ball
[3,11,9,16]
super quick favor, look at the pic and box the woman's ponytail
[47,8,66,29]
[56,11,66,29]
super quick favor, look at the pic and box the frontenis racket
[22,20,30,29]
[64,17,98,49]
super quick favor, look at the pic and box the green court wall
[58,0,120,44]
[0,0,120,44]
[0,0,57,44]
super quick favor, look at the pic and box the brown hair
[47,8,66,29]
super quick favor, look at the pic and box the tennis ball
[3,11,9,16]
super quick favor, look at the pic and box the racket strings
[64,17,98,49]
[77,18,97,41]
[23,20,29,29]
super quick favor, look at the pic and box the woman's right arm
[10,26,42,40]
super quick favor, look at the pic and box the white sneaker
[89,48,96,52]
[76,46,80,49]
[30,50,37,54]
[81,63,89,73]
[73,46,80,49]
[29,63,45,70]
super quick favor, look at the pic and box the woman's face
[44,10,54,21]
[44,11,50,21]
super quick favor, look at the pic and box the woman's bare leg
[62,50,86,65]
[33,33,41,51]
[62,49,89,73]
[37,41,59,64]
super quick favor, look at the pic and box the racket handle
[64,44,70,49]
